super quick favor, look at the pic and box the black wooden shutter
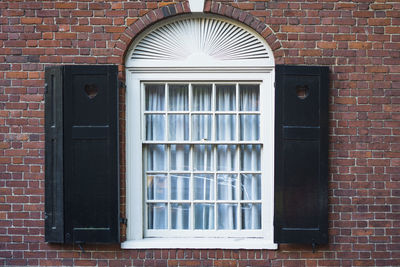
[45,65,120,244]
[45,66,64,243]
[274,65,329,245]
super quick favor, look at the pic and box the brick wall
[1,0,400,266]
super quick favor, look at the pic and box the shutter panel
[63,65,120,243]
[45,66,64,243]
[274,65,329,245]
[45,65,119,244]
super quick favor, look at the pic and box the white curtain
[146,84,261,230]
[169,85,189,229]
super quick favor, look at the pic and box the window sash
[142,82,265,237]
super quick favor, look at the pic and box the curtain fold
[145,83,261,231]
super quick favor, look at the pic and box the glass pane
[194,174,214,200]
[168,115,189,141]
[192,115,212,141]
[194,204,214,229]
[240,145,261,171]
[145,84,165,111]
[240,84,259,111]
[217,174,237,200]
[171,204,190,229]
[217,145,236,171]
[147,174,167,200]
[217,204,237,230]
[241,204,261,229]
[169,84,188,111]
[193,84,212,111]
[171,174,190,200]
[193,145,213,171]
[146,114,165,141]
[148,203,167,229]
[216,115,236,141]
[240,115,260,141]
[241,174,261,200]
[170,145,190,171]
[146,145,166,171]
[216,84,236,111]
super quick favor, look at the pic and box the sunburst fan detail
[131,18,270,61]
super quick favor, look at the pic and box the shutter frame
[44,66,64,243]
[274,65,329,245]
[45,65,120,244]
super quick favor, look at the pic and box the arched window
[124,15,276,249]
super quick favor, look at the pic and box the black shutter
[274,65,329,245]
[45,65,120,244]
[45,66,64,243]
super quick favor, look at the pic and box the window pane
[216,115,236,141]
[216,84,236,111]
[146,145,166,171]
[171,174,190,200]
[146,114,165,141]
[240,145,261,171]
[193,84,212,111]
[193,145,213,171]
[217,174,237,200]
[217,204,237,230]
[192,115,212,141]
[240,84,259,111]
[145,84,165,111]
[217,145,236,171]
[170,145,190,171]
[147,174,167,200]
[169,84,188,111]
[168,115,189,140]
[194,174,214,200]
[194,204,214,229]
[148,203,167,229]
[240,115,260,141]
[171,204,190,229]
[241,174,261,200]
[241,204,261,229]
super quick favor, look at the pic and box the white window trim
[123,69,276,249]
[123,15,277,249]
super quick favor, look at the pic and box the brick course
[1,0,400,266]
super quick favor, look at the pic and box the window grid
[143,82,262,234]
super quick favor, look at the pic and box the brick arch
[204,1,282,53]
[115,2,282,66]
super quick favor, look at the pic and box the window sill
[121,238,278,250]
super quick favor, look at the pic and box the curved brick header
[116,2,282,64]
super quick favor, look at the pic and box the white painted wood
[122,238,278,249]
[126,15,274,68]
[125,15,276,249]
[188,0,205,12]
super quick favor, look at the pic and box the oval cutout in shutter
[84,84,99,99]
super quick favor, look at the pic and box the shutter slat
[274,65,329,245]
[44,66,64,243]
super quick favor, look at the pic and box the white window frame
[122,15,277,249]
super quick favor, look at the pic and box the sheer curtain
[240,85,261,229]
[146,85,167,229]
[193,85,214,229]
[146,83,260,231]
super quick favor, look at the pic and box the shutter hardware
[120,217,128,225]
[75,241,86,253]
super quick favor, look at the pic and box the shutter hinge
[312,240,316,253]
[119,81,126,90]
[45,83,48,94]
[120,217,128,225]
